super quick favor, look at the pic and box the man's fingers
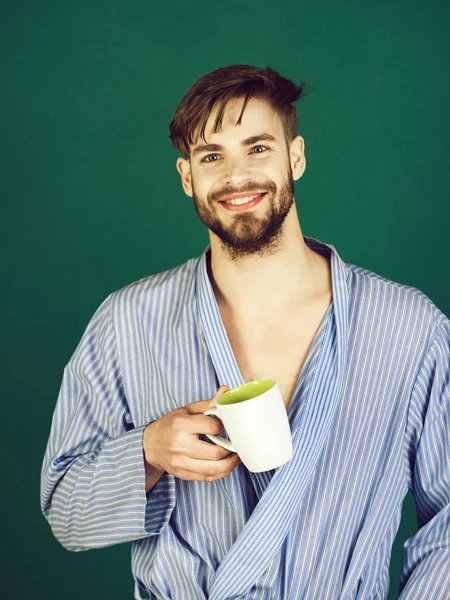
[184,399,216,414]
[187,439,234,461]
[180,414,224,435]
[175,453,241,481]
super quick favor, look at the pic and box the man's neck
[206,213,332,322]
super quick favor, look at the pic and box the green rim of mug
[217,379,275,405]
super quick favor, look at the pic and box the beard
[191,169,295,261]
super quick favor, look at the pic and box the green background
[2,1,449,598]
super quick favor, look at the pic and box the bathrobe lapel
[196,236,349,600]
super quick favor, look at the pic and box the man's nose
[223,157,253,184]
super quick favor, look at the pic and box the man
[41,65,449,599]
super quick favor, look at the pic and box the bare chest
[219,300,331,410]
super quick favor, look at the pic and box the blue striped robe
[40,236,450,599]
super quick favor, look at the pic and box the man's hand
[143,386,241,491]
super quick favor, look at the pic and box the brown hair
[169,64,311,159]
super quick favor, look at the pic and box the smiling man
[41,65,449,600]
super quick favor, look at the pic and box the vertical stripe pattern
[40,236,450,599]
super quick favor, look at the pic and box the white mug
[203,379,292,473]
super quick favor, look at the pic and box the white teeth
[224,194,262,205]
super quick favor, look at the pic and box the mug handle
[203,408,236,452]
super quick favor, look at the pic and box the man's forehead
[192,96,282,148]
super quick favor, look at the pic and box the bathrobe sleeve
[400,316,450,598]
[40,294,176,552]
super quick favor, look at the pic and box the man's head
[170,65,310,260]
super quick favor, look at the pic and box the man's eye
[202,145,269,163]
[252,145,268,153]
[203,153,220,163]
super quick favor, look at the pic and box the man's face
[177,96,305,259]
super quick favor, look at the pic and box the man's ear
[176,156,193,197]
[290,135,306,181]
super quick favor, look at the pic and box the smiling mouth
[218,192,267,212]
[219,192,267,206]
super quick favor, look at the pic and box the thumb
[209,384,230,407]
[188,385,231,413]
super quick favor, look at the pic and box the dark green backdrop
[2,1,449,598]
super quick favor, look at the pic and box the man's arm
[40,294,176,552]
[400,317,450,598]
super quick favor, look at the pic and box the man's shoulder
[345,260,449,329]
[108,253,201,309]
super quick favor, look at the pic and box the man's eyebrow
[192,133,277,157]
